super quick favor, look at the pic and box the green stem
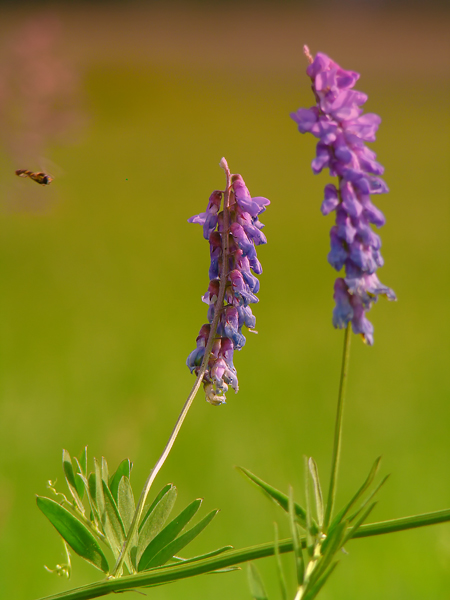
[35,507,450,600]
[323,323,352,531]
[110,160,232,577]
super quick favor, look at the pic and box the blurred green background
[0,2,449,599]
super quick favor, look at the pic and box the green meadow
[0,5,449,600]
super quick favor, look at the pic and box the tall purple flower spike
[291,46,395,345]
[186,162,270,405]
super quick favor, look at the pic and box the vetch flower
[291,46,395,344]
[186,159,269,404]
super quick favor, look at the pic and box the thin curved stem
[34,507,450,600]
[111,160,232,577]
[323,323,352,530]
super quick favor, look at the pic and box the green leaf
[72,457,85,500]
[138,498,202,572]
[303,561,339,600]
[37,496,109,573]
[62,449,85,514]
[320,520,347,560]
[78,446,88,476]
[274,523,287,600]
[168,545,233,566]
[137,485,177,564]
[238,467,307,527]
[141,509,219,570]
[76,472,100,531]
[139,483,173,533]
[247,562,269,600]
[102,480,126,557]
[289,486,304,586]
[109,459,132,504]
[348,475,389,525]
[118,476,135,534]
[328,457,382,533]
[308,458,324,530]
[304,457,314,557]
[344,502,377,544]
[101,457,109,486]
[94,458,105,530]
[88,472,96,503]
[310,521,346,588]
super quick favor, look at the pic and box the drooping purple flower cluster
[290,47,395,344]
[186,168,269,405]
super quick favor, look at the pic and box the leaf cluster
[37,448,227,578]
[242,455,388,600]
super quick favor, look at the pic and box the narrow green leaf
[239,467,307,526]
[88,472,96,503]
[109,459,132,504]
[94,458,106,535]
[72,457,85,500]
[76,472,100,530]
[348,475,389,525]
[329,457,382,533]
[139,483,173,532]
[344,502,377,544]
[247,562,269,600]
[304,457,314,557]
[62,449,85,514]
[308,458,324,530]
[274,522,288,600]
[169,545,233,566]
[137,485,177,564]
[118,476,135,534]
[303,561,339,600]
[37,496,109,573]
[310,522,346,587]
[138,498,202,572]
[320,520,347,559]
[289,487,304,586]
[79,446,88,476]
[101,457,109,487]
[102,480,126,555]
[142,509,219,570]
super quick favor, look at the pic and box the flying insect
[15,169,54,185]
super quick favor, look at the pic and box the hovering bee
[15,169,54,185]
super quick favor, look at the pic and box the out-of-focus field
[0,3,449,600]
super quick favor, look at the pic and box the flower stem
[110,160,232,577]
[323,322,352,530]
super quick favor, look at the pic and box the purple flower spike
[292,46,395,344]
[187,162,269,403]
